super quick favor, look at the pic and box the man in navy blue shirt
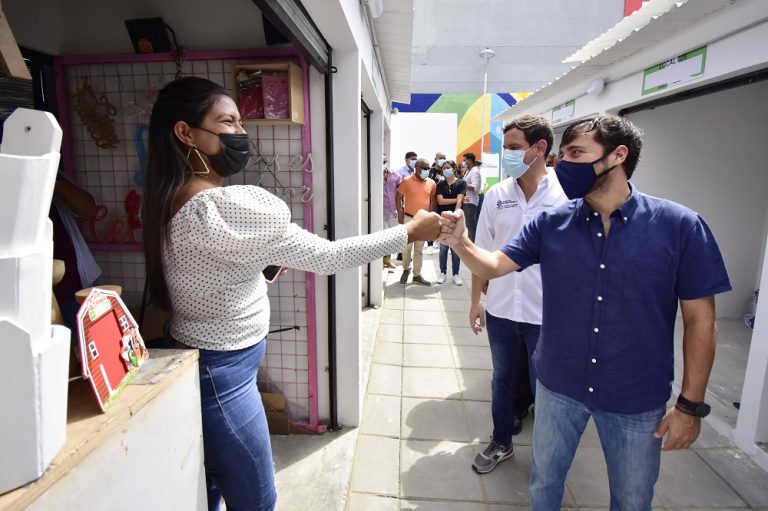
[438,114,731,510]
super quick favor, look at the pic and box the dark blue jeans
[438,242,461,275]
[485,312,540,447]
[198,340,276,511]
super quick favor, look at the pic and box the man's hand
[439,210,466,246]
[469,302,485,334]
[654,406,701,450]
[405,210,441,242]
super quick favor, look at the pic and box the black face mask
[196,127,251,177]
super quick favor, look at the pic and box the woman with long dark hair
[142,77,440,511]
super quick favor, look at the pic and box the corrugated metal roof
[506,0,735,110]
[373,0,414,103]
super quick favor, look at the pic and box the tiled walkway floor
[343,251,768,511]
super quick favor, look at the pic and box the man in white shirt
[462,152,482,241]
[470,115,568,474]
[398,151,418,180]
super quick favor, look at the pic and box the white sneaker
[453,275,463,286]
[426,245,434,255]
[437,273,447,284]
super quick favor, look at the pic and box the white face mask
[437,159,446,166]
[408,159,417,169]
[420,169,430,179]
[502,147,537,179]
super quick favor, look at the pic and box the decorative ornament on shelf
[72,78,119,149]
[76,287,149,413]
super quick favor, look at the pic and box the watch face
[695,403,711,417]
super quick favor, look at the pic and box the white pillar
[734,235,768,470]
[331,50,364,427]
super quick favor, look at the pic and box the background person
[382,153,401,270]
[425,152,446,255]
[470,115,567,474]
[435,160,466,285]
[396,158,437,286]
[398,151,418,180]
[462,152,482,241]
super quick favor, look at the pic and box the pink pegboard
[55,51,319,427]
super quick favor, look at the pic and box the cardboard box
[261,392,290,435]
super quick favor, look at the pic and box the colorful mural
[393,92,530,160]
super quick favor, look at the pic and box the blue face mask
[443,169,454,179]
[554,150,617,200]
[408,159,417,169]
[420,169,430,179]
[502,147,536,179]
[437,159,446,166]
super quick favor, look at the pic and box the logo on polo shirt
[542,203,556,208]
[496,199,518,210]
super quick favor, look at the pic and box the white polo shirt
[475,169,567,324]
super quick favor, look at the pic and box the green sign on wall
[642,46,707,96]
[551,99,576,124]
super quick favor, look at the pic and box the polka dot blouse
[164,185,408,351]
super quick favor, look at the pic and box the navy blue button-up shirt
[501,185,731,414]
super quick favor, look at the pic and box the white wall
[735,235,768,467]
[331,49,364,427]
[390,112,458,167]
[625,79,768,318]
[499,0,768,129]
[308,66,330,423]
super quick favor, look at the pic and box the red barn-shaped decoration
[76,288,148,412]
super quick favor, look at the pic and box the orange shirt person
[396,158,437,286]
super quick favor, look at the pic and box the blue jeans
[439,242,460,275]
[485,312,540,446]
[530,381,665,511]
[198,340,276,511]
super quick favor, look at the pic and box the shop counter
[0,349,206,510]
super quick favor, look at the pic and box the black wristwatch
[675,394,711,418]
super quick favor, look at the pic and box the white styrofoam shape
[37,324,71,469]
[0,321,70,494]
[0,242,53,344]
[0,108,62,157]
[0,320,37,493]
[0,108,62,254]
[0,154,61,253]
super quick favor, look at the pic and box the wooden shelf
[233,61,304,125]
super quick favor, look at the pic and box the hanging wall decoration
[72,78,119,149]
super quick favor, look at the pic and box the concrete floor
[272,252,767,511]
